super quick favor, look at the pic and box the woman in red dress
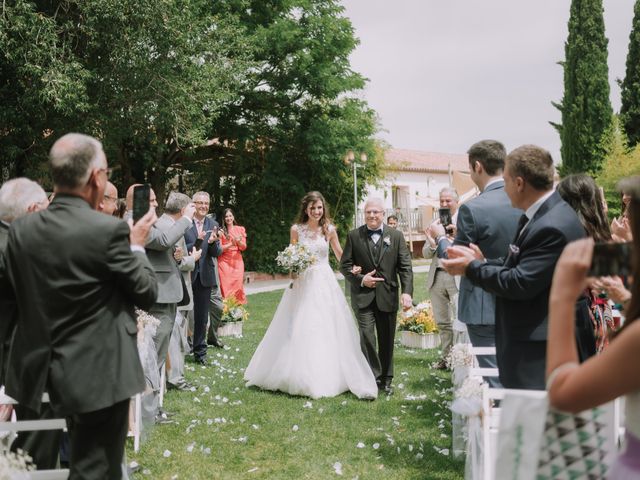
[218,208,247,304]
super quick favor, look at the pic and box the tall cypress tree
[620,0,640,148]
[553,0,612,175]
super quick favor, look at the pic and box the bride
[244,191,378,399]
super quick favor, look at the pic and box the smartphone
[453,239,470,247]
[194,238,203,250]
[588,242,632,277]
[439,208,452,227]
[132,184,151,223]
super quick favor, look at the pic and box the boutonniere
[383,236,391,247]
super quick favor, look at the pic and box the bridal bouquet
[276,243,317,274]
[398,301,439,335]
[221,296,249,324]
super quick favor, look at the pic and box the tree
[620,0,640,148]
[553,0,613,176]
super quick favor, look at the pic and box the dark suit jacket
[466,191,586,387]
[340,225,413,312]
[184,216,222,288]
[0,221,12,385]
[0,195,157,415]
[455,181,522,325]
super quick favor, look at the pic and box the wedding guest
[98,181,118,216]
[423,187,459,369]
[0,133,158,479]
[185,192,222,365]
[218,208,247,304]
[0,178,54,470]
[386,215,398,229]
[557,174,611,354]
[546,176,640,478]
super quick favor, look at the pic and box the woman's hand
[550,238,594,304]
[591,276,631,304]
[611,217,632,242]
[351,265,362,275]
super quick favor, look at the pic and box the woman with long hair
[218,208,247,304]
[547,176,640,477]
[244,191,377,399]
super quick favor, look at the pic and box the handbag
[177,274,190,307]
[496,391,616,480]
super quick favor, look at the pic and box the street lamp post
[344,151,368,228]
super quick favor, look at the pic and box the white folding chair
[127,394,142,452]
[0,392,69,479]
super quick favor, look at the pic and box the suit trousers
[430,270,458,356]
[357,301,396,384]
[149,302,177,370]
[207,284,224,344]
[192,282,212,360]
[465,324,502,389]
[11,403,61,470]
[66,398,129,480]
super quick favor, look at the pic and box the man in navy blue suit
[443,145,594,389]
[184,191,222,366]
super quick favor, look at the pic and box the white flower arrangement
[446,343,474,369]
[276,243,317,274]
[0,449,34,479]
[455,376,483,400]
[135,309,161,347]
[383,236,391,247]
[451,376,484,418]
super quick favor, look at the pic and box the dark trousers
[465,324,502,389]
[207,284,223,344]
[192,281,212,360]
[357,301,396,384]
[66,399,129,480]
[497,338,546,390]
[11,403,61,470]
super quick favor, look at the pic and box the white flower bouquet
[0,449,34,479]
[276,243,317,274]
[446,343,473,370]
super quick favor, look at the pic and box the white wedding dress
[244,224,378,399]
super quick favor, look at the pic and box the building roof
[384,148,469,174]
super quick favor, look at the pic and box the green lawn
[128,273,464,479]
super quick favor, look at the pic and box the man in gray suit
[0,133,157,478]
[422,187,459,369]
[126,185,195,375]
[452,140,522,386]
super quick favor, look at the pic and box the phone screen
[588,242,632,277]
[439,208,452,227]
[132,184,151,223]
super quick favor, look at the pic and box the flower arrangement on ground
[398,301,439,335]
[221,296,249,324]
[275,243,317,274]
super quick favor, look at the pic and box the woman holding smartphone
[218,208,247,304]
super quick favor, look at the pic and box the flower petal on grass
[333,462,343,475]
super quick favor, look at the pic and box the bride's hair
[296,191,333,237]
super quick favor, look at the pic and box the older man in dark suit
[443,144,593,390]
[0,133,157,479]
[452,140,521,387]
[340,197,413,395]
[185,191,222,366]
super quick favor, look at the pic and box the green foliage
[553,0,613,176]
[597,116,640,217]
[621,0,640,148]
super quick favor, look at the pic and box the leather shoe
[207,340,225,348]
[194,357,208,366]
[168,380,193,391]
[435,359,448,370]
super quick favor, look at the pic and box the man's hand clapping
[440,243,484,276]
[191,247,202,262]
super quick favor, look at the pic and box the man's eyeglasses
[103,195,118,202]
[365,210,383,215]
[194,201,209,205]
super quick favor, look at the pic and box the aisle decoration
[133,309,161,443]
[450,375,484,479]
[397,301,440,349]
[218,296,249,337]
[0,449,34,479]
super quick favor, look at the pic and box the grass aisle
[129,273,465,479]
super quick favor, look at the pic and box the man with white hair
[0,178,52,469]
[97,181,119,216]
[0,133,158,479]
[340,197,413,395]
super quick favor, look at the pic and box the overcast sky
[341,0,636,163]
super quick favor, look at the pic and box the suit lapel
[375,226,389,267]
[359,226,376,267]
[517,191,560,246]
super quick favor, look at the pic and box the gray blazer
[454,181,522,325]
[145,214,192,304]
[177,235,195,311]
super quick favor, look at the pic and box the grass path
[128,273,465,479]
